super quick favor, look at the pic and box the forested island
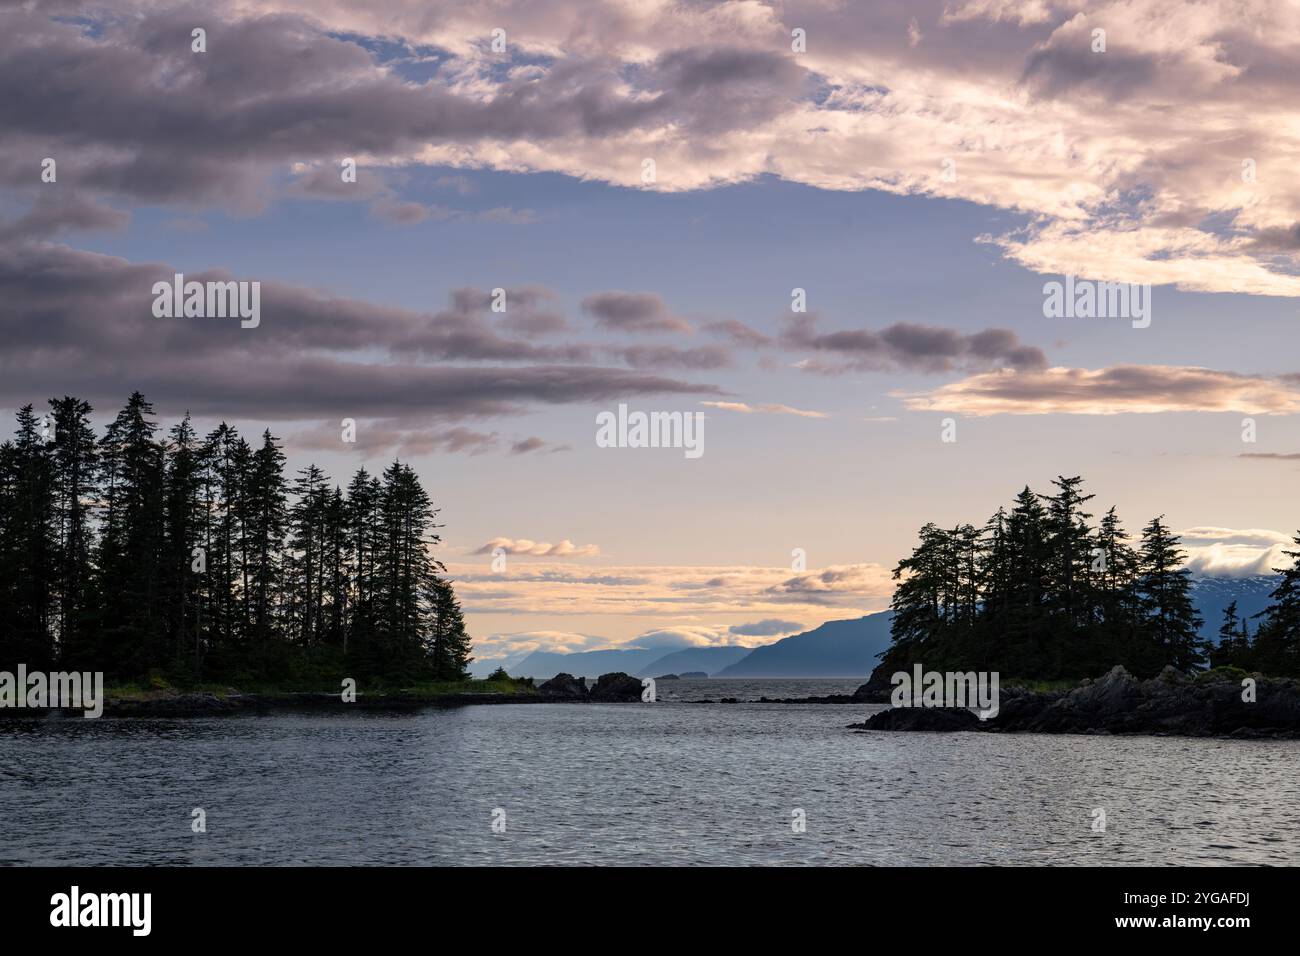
[874,475,1300,682]
[0,393,474,694]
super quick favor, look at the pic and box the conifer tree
[163,415,204,670]
[1252,534,1300,676]
[97,392,166,675]
[1209,600,1253,670]
[1039,475,1095,632]
[48,397,99,664]
[245,430,288,651]
[429,577,473,680]
[0,406,56,668]
[1135,515,1204,670]
[0,392,475,684]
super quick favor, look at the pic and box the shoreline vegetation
[1,393,474,694]
[874,474,1300,682]
[8,413,1300,742]
[845,474,1300,738]
[0,669,657,717]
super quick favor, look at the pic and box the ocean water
[2,679,1297,866]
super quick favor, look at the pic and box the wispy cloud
[700,401,827,419]
[783,316,1048,374]
[447,560,892,618]
[900,366,1300,416]
[473,538,601,558]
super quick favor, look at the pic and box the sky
[3,0,1300,666]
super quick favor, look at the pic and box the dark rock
[679,672,708,679]
[103,692,240,717]
[984,667,1300,738]
[854,706,982,732]
[1028,664,1143,734]
[654,674,680,681]
[588,672,644,702]
[852,662,896,703]
[538,673,588,699]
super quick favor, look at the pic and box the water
[2,680,1298,865]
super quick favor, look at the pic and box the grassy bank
[104,674,539,702]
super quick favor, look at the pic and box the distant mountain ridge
[714,612,894,678]
[508,644,750,679]
[634,646,750,678]
[1190,575,1279,640]
[508,647,665,679]
[477,576,1280,680]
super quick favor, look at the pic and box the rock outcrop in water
[852,706,981,732]
[538,673,588,699]
[986,665,1300,738]
[588,672,644,702]
[851,666,1300,738]
[852,666,897,704]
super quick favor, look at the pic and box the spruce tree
[0,406,56,668]
[245,430,288,654]
[1135,516,1204,672]
[163,414,205,671]
[429,577,472,680]
[1209,600,1253,670]
[1092,506,1140,671]
[1252,533,1300,676]
[48,397,100,665]
[1039,475,1095,633]
[97,392,166,676]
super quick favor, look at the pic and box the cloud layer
[7,0,1300,293]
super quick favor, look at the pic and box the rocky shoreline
[10,665,1298,738]
[850,665,1300,739]
[0,671,649,719]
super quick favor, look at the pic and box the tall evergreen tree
[0,406,56,668]
[429,577,472,679]
[1039,475,1096,634]
[287,464,329,647]
[96,392,166,676]
[48,397,99,664]
[1004,486,1051,674]
[1209,600,1253,670]
[244,430,288,660]
[1252,533,1300,676]
[163,414,205,671]
[1135,516,1204,671]
[368,462,441,675]
[345,467,381,657]
[198,423,245,666]
[1092,506,1141,670]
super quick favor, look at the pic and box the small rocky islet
[849,665,1300,739]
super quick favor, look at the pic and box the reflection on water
[2,682,1297,866]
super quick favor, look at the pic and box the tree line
[0,392,472,684]
[882,475,1300,679]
